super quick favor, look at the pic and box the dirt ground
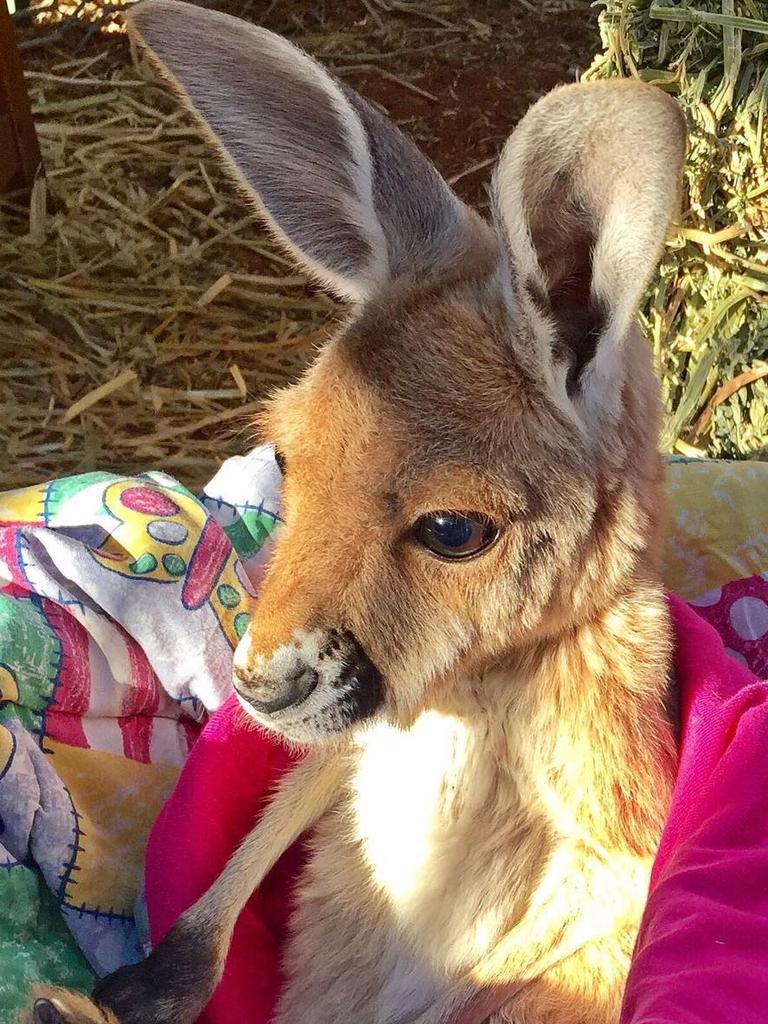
[3,0,600,491]
[255,0,601,209]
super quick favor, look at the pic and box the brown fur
[28,6,688,1023]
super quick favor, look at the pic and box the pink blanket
[145,585,768,1023]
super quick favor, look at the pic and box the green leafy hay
[586,0,768,458]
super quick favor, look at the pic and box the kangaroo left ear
[126,0,484,304]
[493,80,686,419]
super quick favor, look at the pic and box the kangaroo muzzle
[234,663,319,714]
[232,626,383,742]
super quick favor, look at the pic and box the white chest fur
[351,711,521,974]
[353,712,470,902]
[284,703,653,1024]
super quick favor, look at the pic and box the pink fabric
[145,583,768,1024]
[145,702,305,1024]
[620,593,768,1024]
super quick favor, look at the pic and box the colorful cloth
[2,455,768,1022]
[0,450,281,1021]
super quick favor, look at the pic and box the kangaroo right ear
[493,80,686,420]
[126,0,481,303]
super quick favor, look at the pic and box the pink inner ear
[526,203,606,392]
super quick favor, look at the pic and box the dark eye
[413,512,499,560]
[274,449,286,474]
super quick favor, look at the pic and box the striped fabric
[0,448,281,1018]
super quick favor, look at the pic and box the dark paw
[91,917,221,1024]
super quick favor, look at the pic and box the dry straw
[586,0,768,458]
[2,0,765,496]
[1,6,341,492]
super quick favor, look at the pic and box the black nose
[233,665,319,715]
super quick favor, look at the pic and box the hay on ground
[2,0,599,492]
[0,37,338,492]
[3,0,765,494]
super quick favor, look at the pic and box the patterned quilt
[0,450,281,1021]
[0,453,767,1023]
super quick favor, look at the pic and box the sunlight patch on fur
[353,711,471,907]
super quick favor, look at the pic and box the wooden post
[0,0,42,193]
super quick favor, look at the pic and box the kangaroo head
[129,0,686,744]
